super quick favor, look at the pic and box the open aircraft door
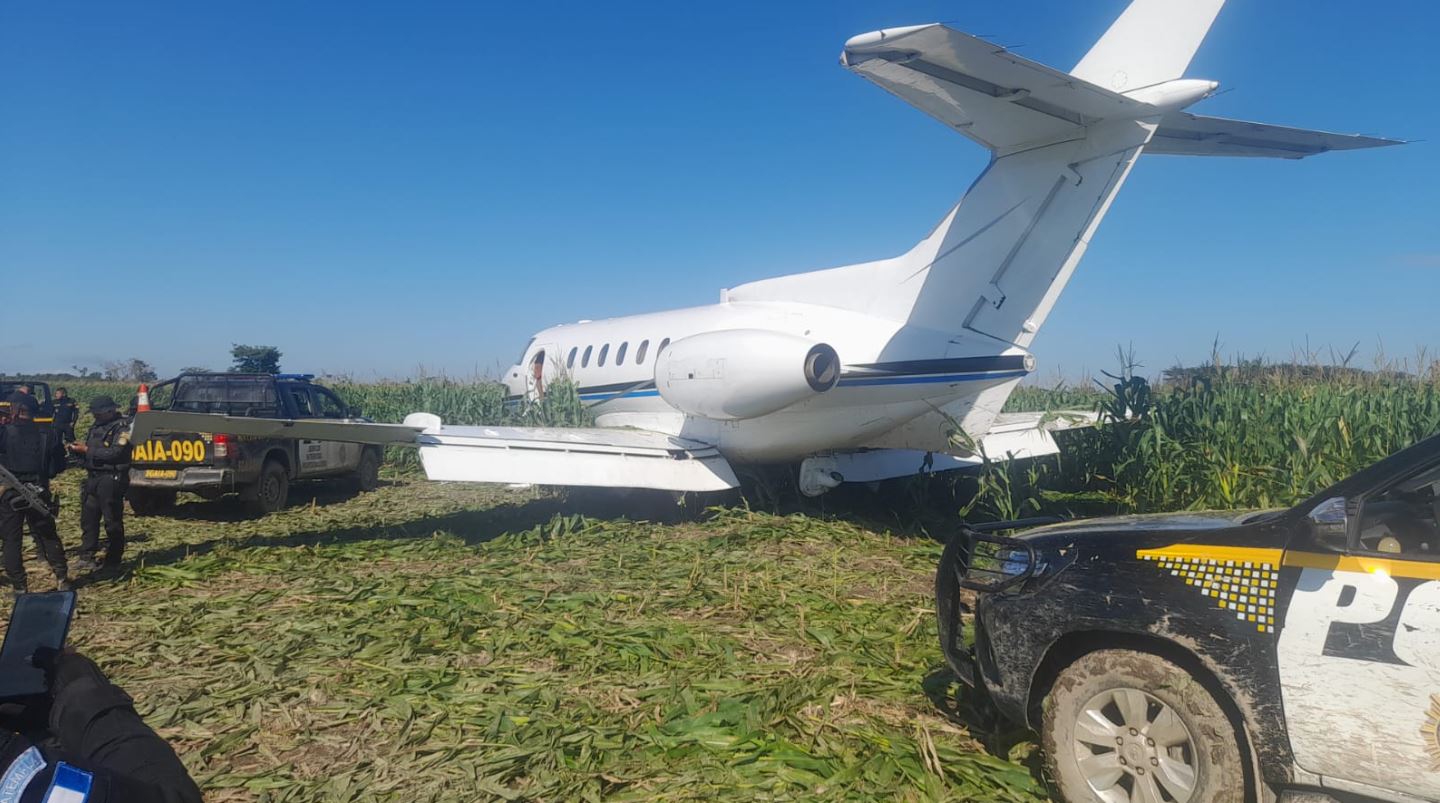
[526,343,557,400]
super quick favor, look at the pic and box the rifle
[0,463,52,518]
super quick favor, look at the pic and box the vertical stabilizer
[1071,0,1227,93]
[730,2,1235,348]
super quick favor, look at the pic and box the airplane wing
[131,411,738,493]
[841,23,1151,152]
[1148,113,1404,159]
[131,412,426,446]
[981,410,1100,461]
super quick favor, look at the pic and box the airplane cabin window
[659,338,671,354]
[567,347,577,369]
[617,342,628,365]
[582,345,593,368]
[636,340,650,363]
[599,344,610,367]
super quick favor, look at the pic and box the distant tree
[230,344,282,374]
[101,358,159,383]
[179,366,210,375]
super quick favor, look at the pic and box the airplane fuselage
[503,301,1034,463]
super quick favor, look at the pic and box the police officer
[51,387,79,443]
[68,396,131,574]
[0,394,69,593]
[0,649,203,802]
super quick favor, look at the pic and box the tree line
[2,345,283,383]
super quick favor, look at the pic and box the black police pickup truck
[939,432,1440,803]
[0,381,54,425]
[127,373,383,515]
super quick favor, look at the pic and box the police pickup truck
[939,433,1440,803]
[127,373,384,515]
[0,381,54,425]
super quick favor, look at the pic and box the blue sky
[2,0,1436,382]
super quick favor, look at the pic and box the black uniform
[0,418,69,591]
[51,397,79,443]
[0,652,203,803]
[78,417,131,568]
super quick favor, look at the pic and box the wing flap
[842,24,1148,151]
[1148,113,1404,159]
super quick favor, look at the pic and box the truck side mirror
[1306,496,1349,547]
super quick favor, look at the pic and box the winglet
[1071,0,1227,93]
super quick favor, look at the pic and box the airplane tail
[727,0,1398,348]
[1071,0,1227,93]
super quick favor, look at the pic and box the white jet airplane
[136,0,1400,496]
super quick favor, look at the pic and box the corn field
[48,364,1440,515]
[982,362,1440,517]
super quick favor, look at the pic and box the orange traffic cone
[136,384,151,413]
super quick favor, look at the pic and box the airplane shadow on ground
[125,494,575,572]
[152,479,381,523]
[118,480,964,578]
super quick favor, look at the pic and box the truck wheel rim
[1073,687,1198,803]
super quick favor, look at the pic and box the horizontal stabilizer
[842,24,1149,151]
[1148,113,1405,158]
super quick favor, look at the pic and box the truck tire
[1042,649,1244,803]
[353,449,381,492]
[128,490,177,517]
[251,460,290,514]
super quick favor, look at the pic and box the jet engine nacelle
[655,329,840,421]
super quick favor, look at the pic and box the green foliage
[59,356,1440,516]
[999,361,1440,515]
[230,344,283,374]
[23,356,1440,800]
[30,477,1042,802]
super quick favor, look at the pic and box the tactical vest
[1,423,48,479]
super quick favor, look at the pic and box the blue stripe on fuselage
[578,369,1027,402]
